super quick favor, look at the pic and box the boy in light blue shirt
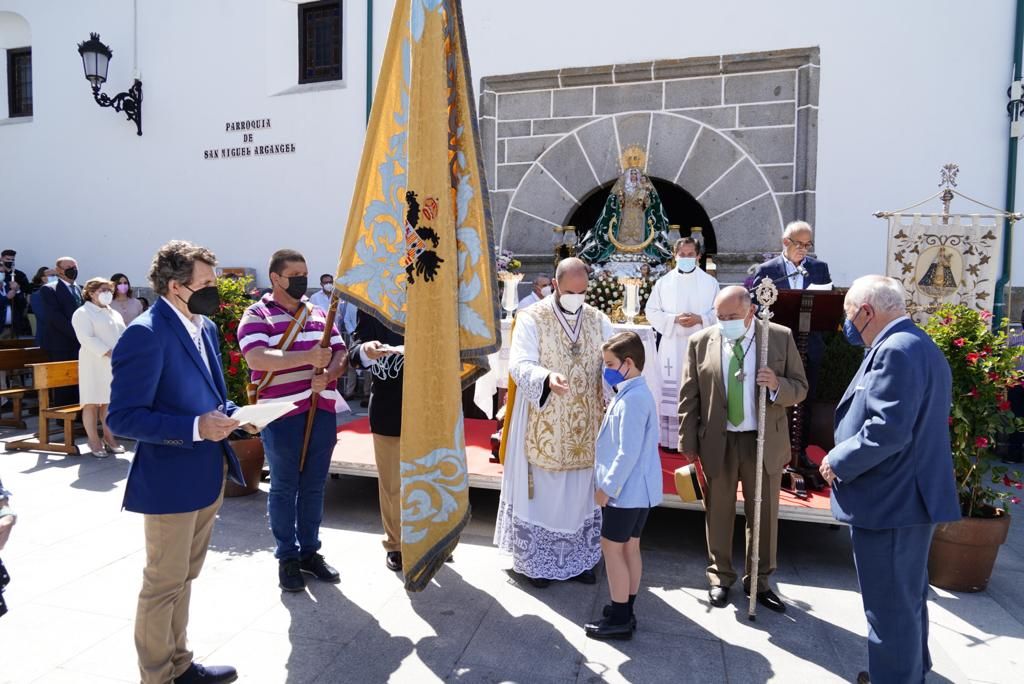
[585,331,663,641]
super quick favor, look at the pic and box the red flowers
[953,338,967,347]
[1004,474,1015,487]
[980,310,993,320]
[998,399,1012,412]
[224,331,237,344]
[974,436,990,449]
[948,416,954,426]
[227,366,238,377]
[228,350,242,365]
[1012,496,1022,505]
[966,352,980,365]
[967,388,980,398]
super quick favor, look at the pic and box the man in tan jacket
[678,286,807,613]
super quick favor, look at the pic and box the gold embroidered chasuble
[521,302,606,471]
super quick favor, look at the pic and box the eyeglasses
[787,239,813,250]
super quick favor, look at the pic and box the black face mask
[180,284,220,317]
[64,267,79,281]
[2,261,13,271]
[281,275,308,300]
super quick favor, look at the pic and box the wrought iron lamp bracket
[92,79,143,136]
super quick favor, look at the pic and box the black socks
[608,601,631,625]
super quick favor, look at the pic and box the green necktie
[728,340,745,426]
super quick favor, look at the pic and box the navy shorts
[601,506,650,543]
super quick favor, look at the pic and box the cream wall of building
[1,0,1022,292]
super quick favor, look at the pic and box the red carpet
[334,417,833,514]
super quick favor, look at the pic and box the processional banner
[885,213,1003,324]
[334,0,500,590]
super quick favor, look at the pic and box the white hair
[783,221,813,241]
[847,275,907,314]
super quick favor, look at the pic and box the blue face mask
[843,308,868,347]
[603,361,627,389]
[676,256,697,273]
[719,318,748,341]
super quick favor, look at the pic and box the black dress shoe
[299,553,340,583]
[527,576,551,588]
[570,568,597,584]
[386,551,403,572]
[174,662,238,683]
[744,585,787,613]
[601,604,637,630]
[708,586,730,607]
[278,559,305,592]
[584,618,633,641]
[856,672,870,684]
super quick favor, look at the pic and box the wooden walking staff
[748,276,779,621]
[299,290,340,472]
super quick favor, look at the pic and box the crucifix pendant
[735,369,746,382]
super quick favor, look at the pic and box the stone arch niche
[479,48,819,281]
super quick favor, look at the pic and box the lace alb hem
[494,500,602,580]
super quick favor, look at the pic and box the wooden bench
[4,360,82,454]
[0,347,49,429]
[0,339,39,350]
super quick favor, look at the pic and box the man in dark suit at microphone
[751,221,832,458]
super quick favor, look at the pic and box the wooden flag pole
[299,290,340,472]
[748,276,778,621]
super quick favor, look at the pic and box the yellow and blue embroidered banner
[335,0,499,591]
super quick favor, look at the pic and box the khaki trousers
[703,431,781,592]
[136,479,225,684]
[372,434,402,553]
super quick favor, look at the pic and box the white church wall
[1,0,1021,293]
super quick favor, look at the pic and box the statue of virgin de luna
[577,146,674,264]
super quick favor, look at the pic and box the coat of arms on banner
[886,214,1002,323]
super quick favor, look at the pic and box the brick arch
[499,112,783,257]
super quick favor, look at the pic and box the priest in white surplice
[495,258,613,587]
[645,237,720,448]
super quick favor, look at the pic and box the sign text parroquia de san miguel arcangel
[203,118,296,159]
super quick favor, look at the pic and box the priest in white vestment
[644,237,720,448]
[495,258,613,586]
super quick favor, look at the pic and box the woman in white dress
[71,278,127,457]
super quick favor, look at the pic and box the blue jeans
[261,410,335,561]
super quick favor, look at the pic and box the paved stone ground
[1,413,1023,683]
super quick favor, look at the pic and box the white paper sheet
[807,282,833,291]
[231,402,297,430]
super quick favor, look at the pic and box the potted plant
[211,275,264,497]
[923,304,1024,591]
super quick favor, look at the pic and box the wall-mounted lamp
[77,33,142,136]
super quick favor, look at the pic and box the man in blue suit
[37,257,83,406]
[819,275,960,684]
[108,241,243,684]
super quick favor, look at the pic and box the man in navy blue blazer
[819,276,960,684]
[37,257,84,406]
[108,241,243,684]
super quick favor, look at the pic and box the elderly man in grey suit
[820,276,960,684]
[679,286,808,613]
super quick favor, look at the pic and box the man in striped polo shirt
[239,249,348,592]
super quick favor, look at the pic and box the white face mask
[48,275,58,284]
[719,318,748,341]
[97,291,114,306]
[323,282,334,293]
[540,286,552,298]
[559,293,586,314]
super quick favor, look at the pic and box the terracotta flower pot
[928,510,1011,592]
[225,436,265,497]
